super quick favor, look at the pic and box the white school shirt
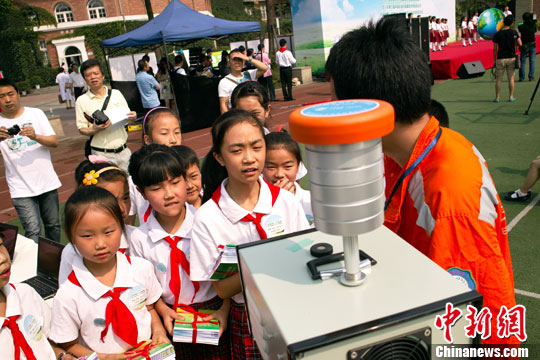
[190,178,310,303]
[275,49,296,68]
[461,21,467,29]
[0,283,56,360]
[49,253,162,354]
[58,226,134,285]
[128,176,150,220]
[129,206,214,306]
[295,183,314,227]
[0,107,61,198]
[468,21,474,30]
[472,16,479,26]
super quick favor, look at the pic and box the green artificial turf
[432,65,540,349]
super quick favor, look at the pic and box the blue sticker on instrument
[300,100,379,117]
[447,267,476,290]
[156,263,167,273]
[94,318,106,327]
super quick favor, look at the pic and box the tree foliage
[0,1,57,90]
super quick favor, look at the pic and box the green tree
[0,1,56,87]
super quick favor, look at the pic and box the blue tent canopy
[102,0,260,48]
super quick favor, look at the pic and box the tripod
[524,76,540,115]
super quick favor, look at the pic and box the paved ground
[0,81,331,221]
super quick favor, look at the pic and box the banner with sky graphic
[290,0,455,75]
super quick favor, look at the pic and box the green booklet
[173,308,220,345]
[122,340,175,360]
[210,244,238,280]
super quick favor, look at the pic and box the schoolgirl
[435,18,443,51]
[59,156,134,284]
[472,12,479,42]
[462,16,470,46]
[0,233,75,360]
[128,145,230,359]
[128,107,183,225]
[468,17,475,45]
[442,18,449,46]
[190,110,310,359]
[262,130,313,225]
[49,187,167,358]
[231,81,308,179]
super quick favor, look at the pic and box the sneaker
[505,190,531,201]
[493,98,500,103]
[509,97,517,102]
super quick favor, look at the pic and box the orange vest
[384,116,517,345]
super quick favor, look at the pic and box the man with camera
[0,78,62,243]
[75,59,136,172]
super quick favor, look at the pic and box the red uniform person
[325,17,518,346]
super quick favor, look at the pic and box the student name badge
[129,285,147,310]
[23,315,44,341]
[264,215,285,237]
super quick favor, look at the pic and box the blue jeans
[519,44,536,81]
[11,189,61,242]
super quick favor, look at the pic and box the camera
[91,110,110,125]
[6,124,21,136]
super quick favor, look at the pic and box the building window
[55,3,74,23]
[88,0,106,19]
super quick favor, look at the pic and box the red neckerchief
[177,305,219,343]
[67,255,139,347]
[279,46,287,53]
[143,205,152,222]
[2,284,37,360]
[211,180,280,239]
[162,236,199,309]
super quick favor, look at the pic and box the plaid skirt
[170,296,231,360]
[230,300,262,360]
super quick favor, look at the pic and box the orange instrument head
[289,100,394,145]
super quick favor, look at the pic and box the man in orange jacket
[325,18,518,345]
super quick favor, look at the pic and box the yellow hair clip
[82,166,121,186]
[83,170,99,185]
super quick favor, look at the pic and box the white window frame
[55,3,74,23]
[87,0,107,19]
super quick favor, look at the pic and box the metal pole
[117,0,137,75]
[163,39,179,118]
[340,235,366,286]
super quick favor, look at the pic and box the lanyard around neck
[384,128,442,211]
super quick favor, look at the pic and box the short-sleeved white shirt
[0,283,56,360]
[218,69,258,107]
[128,176,150,219]
[58,226,134,285]
[468,21,474,30]
[49,253,162,354]
[0,107,61,198]
[461,21,467,29]
[295,183,313,226]
[129,206,214,306]
[190,179,310,303]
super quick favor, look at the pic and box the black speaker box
[457,61,486,79]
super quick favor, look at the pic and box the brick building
[21,0,212,68]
